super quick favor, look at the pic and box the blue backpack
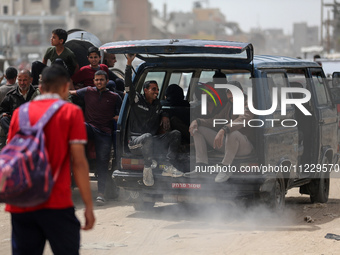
[0,100,66,207]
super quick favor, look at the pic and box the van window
[199,71,215,81]
[287,72,308,89]
[266,72,290,111]
[144,71,166,97]
[311,71,330,106]
[169,72,192,96]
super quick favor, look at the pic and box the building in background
[0,0,323,71]
[293,22,319,58]
[0,0,114,68]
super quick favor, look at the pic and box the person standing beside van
[70,70,121,205]
[31,28,79,86]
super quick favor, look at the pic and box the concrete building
[113,0,175,41]
[293,22,319,58]
[0,0,114,66]
[113,0,151,41]
[169,12,195,39]
[75,0,114,43]
[168,6,228,40]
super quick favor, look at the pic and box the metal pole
[321,0,324,46]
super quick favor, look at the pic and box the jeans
[128,130,181,167]
[86,123,112,195]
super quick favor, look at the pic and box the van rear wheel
[259,172,285,211]
[128,191,155,211]
[309,158,330,203]
[268,173,285,210]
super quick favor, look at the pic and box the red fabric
[5,99,87,213]
[72,64,109,88]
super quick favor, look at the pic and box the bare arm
[42,58,47,65]
[73,64,80,74]
[70,143,95,230]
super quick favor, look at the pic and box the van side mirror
[332,72,340,87]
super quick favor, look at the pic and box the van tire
[309,158,330,203]
[259,172,285,211]
[105,177,120,200]
[268,173,285,210]
[127,191,155,211]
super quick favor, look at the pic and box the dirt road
[1,176,340,255]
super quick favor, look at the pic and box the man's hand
[213,129,225,149]
[82,206,95,230]
[189,120,198,136]
[160,116,170,131]
[69,90,77,96]
[70,144,95,231]
[126,54,136,66]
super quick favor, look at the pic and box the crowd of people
[0,28,256,254]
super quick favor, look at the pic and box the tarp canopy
[65,30,102,68]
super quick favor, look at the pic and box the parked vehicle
[100,39,340,210]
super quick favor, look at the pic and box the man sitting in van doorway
[125,54,183,187]
[186,81,255,182]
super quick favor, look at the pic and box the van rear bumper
[112,170,272,201]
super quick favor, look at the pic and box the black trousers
[128,130,181,167]
[11,208,80,255]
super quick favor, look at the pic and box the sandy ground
[2,175,340,255]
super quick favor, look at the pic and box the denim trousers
[86,123,112,195]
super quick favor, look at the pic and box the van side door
[308,68,338,165]
[260,70,298,178]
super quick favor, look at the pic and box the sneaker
[143,166,154,186]
[96,196,106,206]
[184,163,208,178]
[184,170,201,178]
[162,165,183,177]
[215,171,233,183]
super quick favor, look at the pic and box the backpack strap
[19,100,66,130]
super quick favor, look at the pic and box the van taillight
[121,158,144,171]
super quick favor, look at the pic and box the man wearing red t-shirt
[6,65,95,255]
[72,46,109,89]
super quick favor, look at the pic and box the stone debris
[304,216,314,223]
[167,234,180,240]
[325,233,340,241]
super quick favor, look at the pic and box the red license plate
[172,183,201,189]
